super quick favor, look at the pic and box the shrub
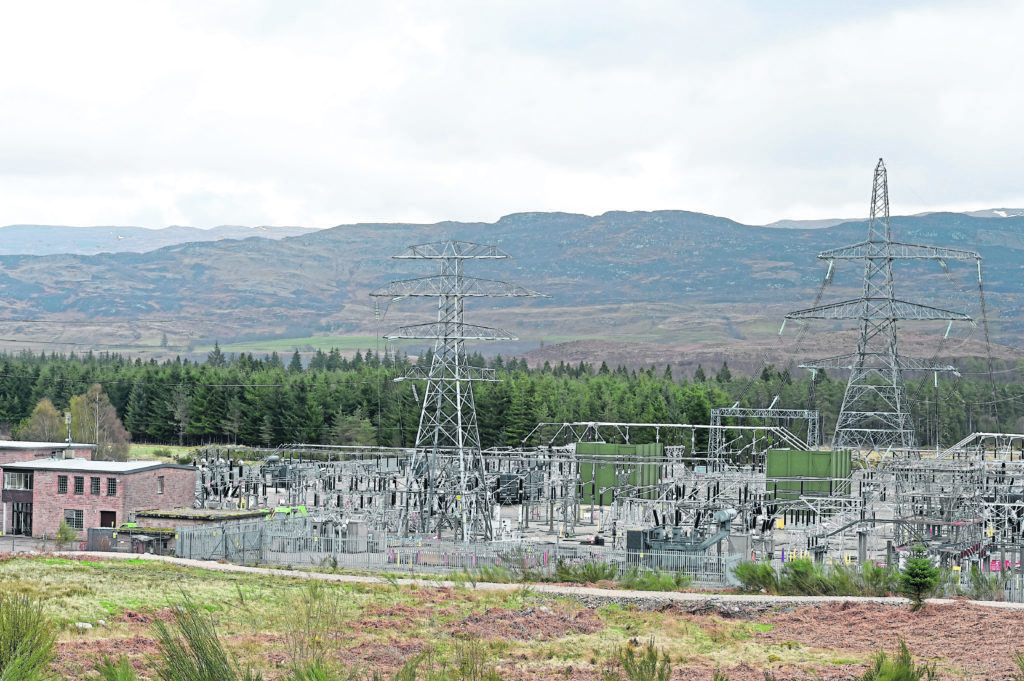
[0,593,56,680]
[55,519,78,551]
[612,639,671,681]
[899,548,939,611]
[555,559,618,584]
[473,565,516,584]
[963,564,1006,601]
[617,568,692,591]
[860,562,900,597]
[779,558,834,596]
[94,655,140,681]
[733,561,778,593]
[287,660,361,681]
[286,581,340,668]
[286,661,334,681]
[735,559,900,597]
[383,640,504,681]
[495,546,545,582]
[154,597,262,681]
[860,639,936,681]
[1012,651,1024,681]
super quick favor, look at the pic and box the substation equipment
[178,166,1024,590]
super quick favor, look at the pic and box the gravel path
[63,550,1024,611]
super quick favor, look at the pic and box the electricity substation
[175,160,1024,594]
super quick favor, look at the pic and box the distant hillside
[963,208,1024,219]
[0,210,1020,372]
[0,224,318,256]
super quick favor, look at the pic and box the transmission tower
[786,159,981,451]
[371,240,547,541]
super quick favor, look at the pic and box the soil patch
[450,606,603,641]
[52,634,161,680]
[115,608,176,626]
[755,600,1024,679]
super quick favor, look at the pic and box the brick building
[1,459,196,538]
[0,441,95,464]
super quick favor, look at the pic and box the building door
[12,503,32,536]
[100,511,116,528]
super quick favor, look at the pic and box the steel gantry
[371,240,547,542]
[709,407,820,456]
[786,159,981,452]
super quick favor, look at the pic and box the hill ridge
[0,210,1019,369]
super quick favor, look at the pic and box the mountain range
[0,224,316,256]
[0,210,1021,374]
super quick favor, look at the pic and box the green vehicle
[271,505,307,517]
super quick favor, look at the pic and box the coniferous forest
[0,347,1021,452]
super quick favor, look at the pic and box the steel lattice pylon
[371,240,547,541]
[787,159,981,452]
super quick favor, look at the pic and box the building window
[158,476,165,494]
[64,509,84,530]
[57,475,68,494]
[106,478,117,496]
[90,477,101,495]
[3,472,33,491]
[73,476,84,495]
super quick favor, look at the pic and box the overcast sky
[0,1,1021,229]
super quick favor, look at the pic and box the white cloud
[0,0,1021,228]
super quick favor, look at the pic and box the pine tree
[505,381,538,446]
[206,341,225,367]
[715,361,732,383]
[222,396,243,445]
[124,382,149,439]
[169,384,192,447]
[899,547,939,611]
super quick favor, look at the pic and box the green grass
[129,444,194,462]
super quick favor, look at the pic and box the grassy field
[128,444,193,463]
[0,555,864,681]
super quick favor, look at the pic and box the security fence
[174,516,741,586]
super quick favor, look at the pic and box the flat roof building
[0,441,95,464]
[1,458,196,538]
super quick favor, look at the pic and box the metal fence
[174,517,741,586]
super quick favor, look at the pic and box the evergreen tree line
[0,347,1021,451]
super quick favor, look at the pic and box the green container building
[766,449,852,501]
[575,442,665,505]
